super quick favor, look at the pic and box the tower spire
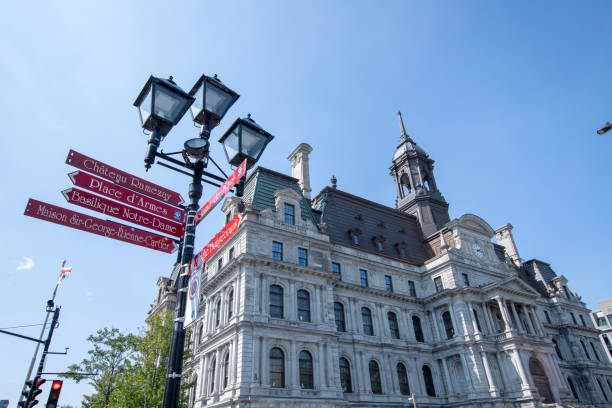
[397,110,409,141]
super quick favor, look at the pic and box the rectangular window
[385,275,393,293]
[229,247,234,261]
[434,276,444,292]
[408,280,416,297]
[298,248,308,266]
[579,315,587,326]
[462,273,470,287]
[332,262,341,276]
[544,310,552,324]
[272,241,283,261]
[217,257,223,270]
[284,203,295,224]
[570,312,577,325]
[360,269,368,287]
[563,286,572,300]
[597,316,608,327]
[607,314,612,325]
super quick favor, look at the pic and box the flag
[58,264,72,284]
[185,267,202,326]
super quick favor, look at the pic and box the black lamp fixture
[219,114,275,170]
[133,75,195,170]
[189,74,240,132]
[597,121,611,135]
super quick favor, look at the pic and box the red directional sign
[194,160,246,225]
[65,149,184,207]
[24,199,178,253]
[68,171,185,223]
[62,187,184,238]
[190,213,242,273]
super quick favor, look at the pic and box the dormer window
[284,203,295,224]
[348,229,362,246]
[395,242,408,258]
[372,235,386,253]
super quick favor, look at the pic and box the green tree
[110,310,195,408]
[61,327,135,408]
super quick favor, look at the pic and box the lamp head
[189,74,239,129]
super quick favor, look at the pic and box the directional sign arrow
[68,171,185,224]
[65,149,184,206]
[24,199,178,254]
[62,187,184,238]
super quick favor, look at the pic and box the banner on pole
[190,213,242,273]
[194,160,246,226]
[185,268,202,327]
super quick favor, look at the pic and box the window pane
[223,353,230,389]
[334,302,346,332]
[210,358,216,393]
[228,290,234,319]
[413,316,424,342]
[388,312,400,339]
[299,351,314,389]
[462,273,470,286]
[270,285,284,318]
[385,275,393,292]
[369,360,382,394]
[360,270,368,287]
[270,348,285,388]
[434,277,443,292]
[284,203,295,224]
[397,363,410,395]
[297,290,311,322]
[332,262,341,275]
[339,358,352,393]
[423,365,436,396]
[362,307,374,336]
[272,241,283,261]
[408,281,416,297]
[443,311,454,339]
[298,248,308,266]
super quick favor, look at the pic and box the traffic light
[45,380,63,408]
[19,378,45,408]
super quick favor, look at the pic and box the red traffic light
[46,380,63,408]
[51,381,62,391]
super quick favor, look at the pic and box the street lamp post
[597,121,611,135]
[133,74,273,408]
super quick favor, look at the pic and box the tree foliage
[62,310,194,408]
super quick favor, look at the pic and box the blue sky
[1,1,611,405]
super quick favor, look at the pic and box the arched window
[228,289,234,319]
[299,350,314,389]
[567,377,579,401]
[269,285,284,318]
[334,302,346,332]
[422,365,436,396]
[190,375,197,405]
[197,324,203,344]
[388,312,400,339]
[412,316,424,342]
[397,362,410,395]
[580,340,590,360]
[552,339,563,360]
[210,357,216,394]
[369,360,382,394]
[270,347,285,388]
[297,290,311,322]
[473,309,483,332]
[215,299,221,327]
[223,353,230,389]
[400,173,411,196]
[597,378,608,402]
[590,342,601,361]
[361,307,374,336]
[339,357,352,393]
[442,311,454,339]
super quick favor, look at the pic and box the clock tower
[390,111,450,238]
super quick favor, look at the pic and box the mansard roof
[312,187,432,265]
[242,166,317,224]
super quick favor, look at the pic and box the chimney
[287,143,313,199]
[495,224,521,266]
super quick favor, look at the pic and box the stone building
[591,299,612,364]
[154,113,612,407]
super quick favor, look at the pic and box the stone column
[495,352,509,391]
[289,340,297,389]
[480,352,498,392]
[215,348,222,394]
[466,301,480,334]
[448,301,462,336]
[349,298,358,333]
[495,297,512,331]
[261,337,268,386]
[361,351,370,393]
[482,302,496,334]
[440,357,453,395]
[429,311,441,341]
[201,354,209,395]
[326,343,334,388]
[261,274,268,316]
[459,352,476,393]
[524,308,536,335]
[377,303,387,337]
[511,349,531,390]
[530,307,543,336]
[415,357,426,395]
[510,302,522,332]
[288,281,296,321]
[317,342,326,388]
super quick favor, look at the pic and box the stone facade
[153,119,612,407]
[591,299,612,364]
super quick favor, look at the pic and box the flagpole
[17,260,64,406]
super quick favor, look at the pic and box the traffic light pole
[17,267,63,406]
[23,307,60,406]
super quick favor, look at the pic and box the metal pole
[162,159,204,408]
[17,261,63,406]
[23,307,60,405]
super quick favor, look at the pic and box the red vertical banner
[190,213,243,273]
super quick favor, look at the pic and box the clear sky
[1,1,611,405]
